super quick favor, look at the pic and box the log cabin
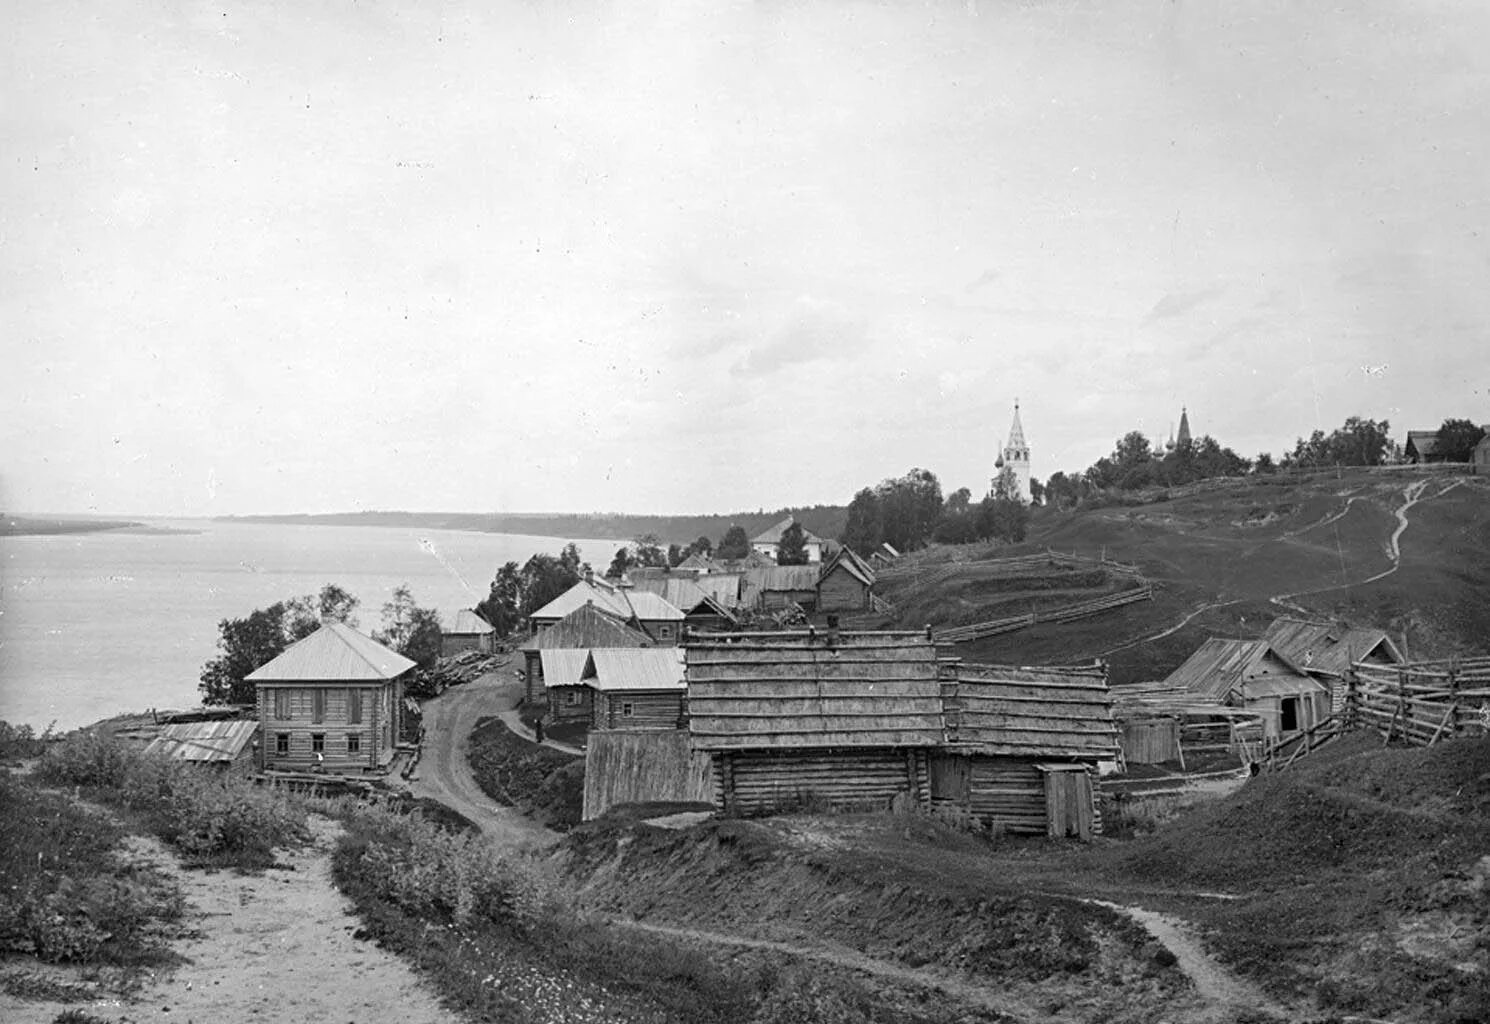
[527,575,687,644]
[441,608,495,656]
[519,602,654,704]
[626,574,739,631]
[939,663,1116,838]
[249,622,413,773]
[583,648,688,730]
[686,630,944,815]
[542,648,595,724]
[740,565,821,614]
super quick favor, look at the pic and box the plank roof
[144,720,258,763]
[1261,617,1402,677]
[686,633,944,750]
[246,622,415,682]
[1405,430,1440,458]
[583,648,687,692]
[626,576,738,621]
[951,663,1117,759]
[540,649,591,688]
[528,579,633,622]
[822,547,875,588]
[444,609,494,636]
[1161,638,1308,702]
[519,602,654,652]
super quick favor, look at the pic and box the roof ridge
[331,621,401,675]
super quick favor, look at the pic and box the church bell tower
[992,400,1031,501]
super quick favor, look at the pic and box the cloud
[730,301,869,379]
[964,268,1002,293]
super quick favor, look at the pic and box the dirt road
[406,668,556,851]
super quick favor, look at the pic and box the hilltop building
[1166,407,1193,451]
[992,401,1031,501]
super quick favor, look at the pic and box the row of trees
[199,583,441,705]
[842,468,1028,554]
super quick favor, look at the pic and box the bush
[0,720,52,760]
[37,732,304,868]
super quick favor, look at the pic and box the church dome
[994,456,1005,469]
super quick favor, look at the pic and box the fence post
[1449,661,1460,739]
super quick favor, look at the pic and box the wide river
[0,520,611,731]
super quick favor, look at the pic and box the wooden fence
[581,729,716,821]
[1347,659,1490,747]
[934,582,1154,644]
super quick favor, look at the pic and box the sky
[3,0,1487,516]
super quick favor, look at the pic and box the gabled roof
[676,552,714,571]
[246,622,415,682]
[1161,638,1309,702]
[750,515,823,546]
[745,565,821,591]
[1476,434,1490,456]
[1262,617,1402,677]
[583,648,686,692]
[686,632,943,750]
[520,602,653,652]
[540,649,591,688]
[952,664,1116,759]
[626,576,738,622]
[528,579,632,622]
[621,589,687,622]
[822,547,876,588]
[1405,431,1440,458]
[444,609,493,636]
[144,720,258,763]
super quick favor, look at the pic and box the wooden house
[817,547,876,612]
[626,575,738,631]
[1163,638,1324,741]
[741,565,821,614]
[1404,430,1443,463]
[1474,434,1490,475]
[937,664,1116,838]
[143,720,259,776]
[1261,617,1403,714]
[542,648,595,723]
[687,631,944,816]
[750,516,824,564]
[441,609,494,657]
[583,648,688,730]
[527,576,687,644]
[248,622,413,773]
[519,602,653,703]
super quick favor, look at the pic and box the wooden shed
[937,664,1116,838]
[1474,434,1490,475]
[519,602,653,704]
[1262,617,1403,715]
[248,622,413,773]
[583,648,687,730]
[143,720,259,776]
[741,565,821,614]
[817,547,876,612]
[1403,430,1443,463]
[441,609,495,656]
[1164,638,1325,741]
[686,631,943,816]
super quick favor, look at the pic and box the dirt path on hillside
[619,918,1055,1022]
[0,817,459,1024]
[1085,900,1288,1022]
[406,669,557,851]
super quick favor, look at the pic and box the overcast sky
[4,0,1487,516]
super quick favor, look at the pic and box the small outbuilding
[144,720,259,776]
[1262,617,1403,715]
[817,547,877,612]
[1404,431,1443,463]
[1163,638,1324,741]
[441,609,495,656]
[542,648,595,723]
[248,622,414,773]
[1474,434,1490,475]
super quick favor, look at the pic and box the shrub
[0,719,52,760]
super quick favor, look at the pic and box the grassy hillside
[879,467,1490,683]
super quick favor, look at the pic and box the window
[275,733,289,755]
[622,702,635,718]
[658,625,674,640]
[312,689,326,724]
[274,690,291,719]
[311,733,325,753]
[565,690,581,707]
[346,733,361,754]
[347,688,362,724]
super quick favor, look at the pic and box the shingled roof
[950,664,1116,759]
[1162,638,1315,702]
[144,720,259,763]
[686,631,943,751]
[246,622,415,682]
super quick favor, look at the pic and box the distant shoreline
[2,516,201,538]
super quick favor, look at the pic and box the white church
[991,400,1031,501]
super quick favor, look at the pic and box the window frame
[346,733,361,754]
[275,732,290,755]
[311,733,325,754]
[273,689,291,720]
[312,689,326,724]
[347,688,362,725]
